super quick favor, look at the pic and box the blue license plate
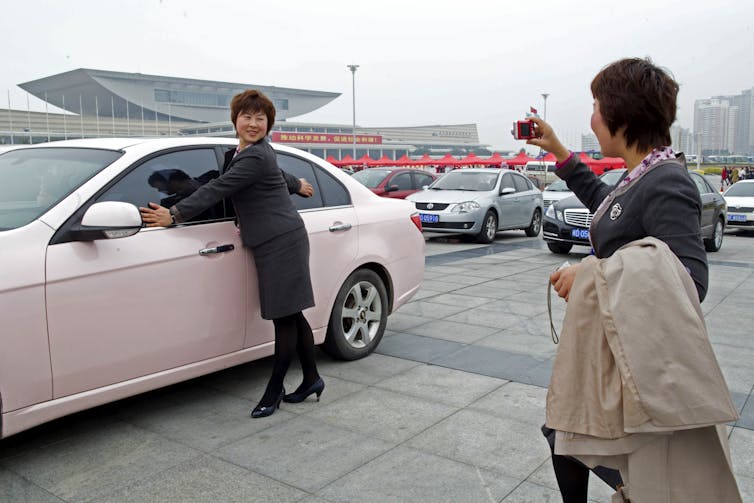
[728,214,746,222]
[571,228,590,239]
[420,213,439,224]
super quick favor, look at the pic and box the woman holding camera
[527,58,740,502]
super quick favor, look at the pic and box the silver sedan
[406,168,543,243]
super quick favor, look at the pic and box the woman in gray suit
[140,90,324,418]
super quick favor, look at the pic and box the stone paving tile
[420,292,496,309]
[419,278,467,292]
[375,364,507,408]
[453,283,527,300]
[471,382,548,427]
[215,415,392,493]
[1,422,200,502]
[315,353,421,386]
[407,408,551,481]
[729,427,754,481]
[475,329,559,359]
[737,394,754,430]
[445,306,526,330]
[318,446,519,503]
[116,386,292,453]
[306,387,457,444]
[376,333,466,363]
[500,481,566,502]
[0,466,63,503]
[394,299,471,319]
[385,311,437,332]
[402,319,500,344]
[95,455,308,503]
[734,473,754,503]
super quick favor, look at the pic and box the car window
[414,172,435,189]
[391,172,412,190]
[277,153,351,209]
[689,173,712,194]
[97,148,224,223]
[599,169,626,186]
[725,182,754,197]
[512,173,531,192]
[351,168,390,188]
[501,173,516,191]
[0,147,122,231]
[545,179,570,192]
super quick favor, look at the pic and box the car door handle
[199,244,235,256]
[329,222,352,232]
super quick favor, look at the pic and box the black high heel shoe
[251,388,284,418]
[283,378,325,403]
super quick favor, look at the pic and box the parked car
[405,168,543,243]
[723,179,754,227]
[524,161,557,187]
[543,169,726,254]
[351,167,437,199]
[0,138,425,438]
[541,179,573,209]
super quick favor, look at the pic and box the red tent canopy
[457,152,489,166]
[325,155,339,165]
[484,152,507,166]
[506,151,536,166]
[355,154,375,166]
[334,154,356,167]
[436,153,460,166]
[415,153,436,166]
[540,152,557,162]
[372,155,396,167]
[395,154,414,165]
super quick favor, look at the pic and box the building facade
[694,89,754,156]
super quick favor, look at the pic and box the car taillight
[410,212,422,232]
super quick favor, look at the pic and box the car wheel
[704,217,724,252]
[476,210,498,244]
[323,269,388,361]
[547,242,573,254]
[524,209,542,237]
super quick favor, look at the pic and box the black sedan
[542,169,726,254]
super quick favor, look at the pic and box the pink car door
[45,148,248,398]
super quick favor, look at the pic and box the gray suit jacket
[172,139,304,248]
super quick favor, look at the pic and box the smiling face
[235,110,268,148]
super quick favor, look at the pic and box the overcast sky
[2,0,753,151]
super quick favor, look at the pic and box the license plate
[571,228,590,239]
[728,214,746,222]
[420,213,439,224]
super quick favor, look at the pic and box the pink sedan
[0,138,424,438]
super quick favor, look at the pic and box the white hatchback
[0,138,424,438]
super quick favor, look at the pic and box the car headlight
[450,201,481,213]
[545,205,556,219]
[556,209,564,221]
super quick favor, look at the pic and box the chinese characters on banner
[271,132,383,144]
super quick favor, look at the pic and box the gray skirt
[252,226,315,320]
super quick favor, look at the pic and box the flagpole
[140,100,145,135]
[95,96,100,137]
[26,94,32,143]
[79,94,84,139]
[62,94,67,140]
[7,90,13,144]
[111,96,115,135]
[45,92,50,142]
[126,100,130,136]
[168,102,172,136]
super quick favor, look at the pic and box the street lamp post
[347,64,359,158]
[541,93,549,121]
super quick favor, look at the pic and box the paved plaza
[1,230,753,502]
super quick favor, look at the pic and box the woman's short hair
[230,90,276,135]
[591,58,678,152]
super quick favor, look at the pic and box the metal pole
[79,94,84,139]
[95,95,100,137]
[347,64,359,158]
[6,90,13,144]
[26,94,32,143]
[62,94,67,140]
[45,92,50,142]
[541,93,549,121]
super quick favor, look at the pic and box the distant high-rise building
[581,133,600,153]
[694,88,753,155]
[670,124,694,154]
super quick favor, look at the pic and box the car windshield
[0,147,122,231]
[599,169,626,186]
[430,171,498,191]
[725,182,754,197]
[351,168,391,188]
[544,179,570,192]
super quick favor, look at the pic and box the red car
[351,168,438,199]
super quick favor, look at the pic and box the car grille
[728,206,754,212]
[564,209,593,228]
[414,202,450,211]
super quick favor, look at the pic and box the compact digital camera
[511,120,537,140]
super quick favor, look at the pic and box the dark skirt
[252,226,315,320]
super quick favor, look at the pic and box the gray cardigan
[556,154,709,301]
[171,139,304,248]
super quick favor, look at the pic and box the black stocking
[258,312,320,406]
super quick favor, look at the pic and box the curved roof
[19,68,340,123]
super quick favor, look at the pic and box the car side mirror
[387,185,399,192]
[72,201,143,241]
[501,187,516,195]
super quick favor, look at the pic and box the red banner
[271,132,382,144]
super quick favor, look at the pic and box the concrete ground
[1,229,752,502]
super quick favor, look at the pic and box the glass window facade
[154,89,231,108]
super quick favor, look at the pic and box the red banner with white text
[271,132,382,144]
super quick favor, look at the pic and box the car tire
[547,242,573,254]
[704,217,724,252]
[524,209,542,237]
[476,210,498,244]
[323,269,388,361]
